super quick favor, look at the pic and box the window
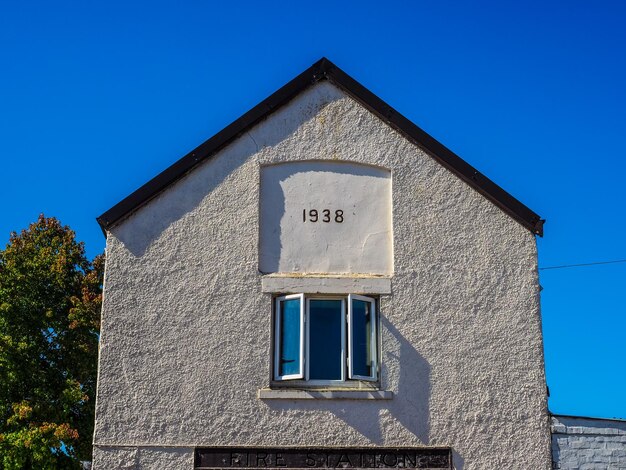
[273,294,378,384]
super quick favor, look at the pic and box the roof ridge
[97,58,544,236]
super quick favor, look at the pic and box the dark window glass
[279,298,301,377]
[308,299,343,380]
[351,299,373,377]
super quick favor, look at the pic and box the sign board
[259,161,393,275]
[195,448,452,470]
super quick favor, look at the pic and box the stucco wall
[93,81,551,469]
[552,415,626,469]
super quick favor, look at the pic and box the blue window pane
[352,299,373,377]
[279,299,301,377]
[309,299,343,380]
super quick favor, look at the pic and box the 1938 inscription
[302,209,344,223]
[195,448,451,470]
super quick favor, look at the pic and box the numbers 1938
[302,209,344,223]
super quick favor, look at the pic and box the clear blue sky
[1,1,624,419]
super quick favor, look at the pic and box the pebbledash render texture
[93,60,553,469]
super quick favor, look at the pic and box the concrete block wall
[552,415,626,469]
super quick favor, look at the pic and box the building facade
[94,59,553,469]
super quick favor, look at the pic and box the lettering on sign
[195,448,451,470]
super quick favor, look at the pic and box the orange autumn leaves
[0,215,102,469]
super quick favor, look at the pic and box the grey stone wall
[93,81,552,469]
[552,415,626,469]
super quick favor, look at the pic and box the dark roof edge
[97,57,544,236]
[96,59,326,232]
[552,413,626,423]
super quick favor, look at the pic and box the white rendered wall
[93,81,551,469]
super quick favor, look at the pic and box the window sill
[261,275,391,295]
[258,388,393,400]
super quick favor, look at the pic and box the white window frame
[273,294,305,381]
[347,294,378,382]
[272,294,378,386]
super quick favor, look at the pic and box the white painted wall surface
[93,81,551,469]
[259,161,392,275]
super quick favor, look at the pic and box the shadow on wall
[380,316,430,445]
[452,450,464,470]
[263,314,431,446]
[111,134,258,258]
[110,89,340,257]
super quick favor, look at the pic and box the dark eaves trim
[96,58,545,236]
[552,413,626,423]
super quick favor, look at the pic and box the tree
[0,215,103,469]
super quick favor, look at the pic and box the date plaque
[259,161,393,275]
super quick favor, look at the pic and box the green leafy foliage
[0,215,103,469]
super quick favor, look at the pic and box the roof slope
[97,58,544,236]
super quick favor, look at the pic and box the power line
[539,259,626,271]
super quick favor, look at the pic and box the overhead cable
[539,259,626,271]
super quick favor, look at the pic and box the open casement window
[348,294,378,381]
[273,294,378,384]
[274,294,305,380]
